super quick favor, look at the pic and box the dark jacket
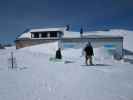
[84,45,94,56]
[56,49,62,59]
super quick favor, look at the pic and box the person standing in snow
[55,48,62,59]
[84,41,94,65]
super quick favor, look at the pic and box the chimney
[80,27,83,38]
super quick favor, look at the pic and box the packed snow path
[0,47,133,100]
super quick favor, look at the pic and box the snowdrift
[19,42,58,56]
[17,41,114,64]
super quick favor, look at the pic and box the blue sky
[0,0,133,43]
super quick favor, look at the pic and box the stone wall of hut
[15,38,59,49]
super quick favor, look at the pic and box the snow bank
[18,42,114,63]
[104,29,133,51]
[19,42,58,56]
[93,47,115,64]
[94,47,113,59]
[62,48,82,59]
[62,47,114,65]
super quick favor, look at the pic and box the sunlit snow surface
[0,29,133,100]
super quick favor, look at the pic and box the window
[50,31,57,37]
[32,32,39,38]
[41,32,47,38]
[31,31,61,38]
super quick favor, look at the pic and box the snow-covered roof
[18,32,31,39]
[63,30,123,38]
[17,27,125,39]
[17,27,66,39]
[63,31,80,38]
[29,27,66,33]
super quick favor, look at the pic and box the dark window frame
[31,32,39,38]
[50,31,58,37]
[31,31,62,38]
[41,32,48,38]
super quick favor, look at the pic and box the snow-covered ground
[0,29,133,100]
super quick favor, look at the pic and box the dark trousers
[85,55,93,65]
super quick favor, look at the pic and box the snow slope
[0,29,133,100]
[0,46,133,100]
[20,42,58,56]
